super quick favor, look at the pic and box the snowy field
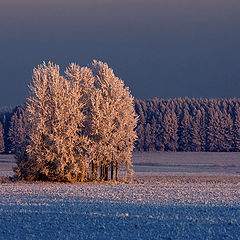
[0,155,16,177]
[132,152,240,176]
[1,152,240,177]
[0,153,239,239]
[0,183,239,240]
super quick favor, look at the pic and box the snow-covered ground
[0,183,239,240]
[0,155,16,177]
[0,153,239,239]
[132,152,240,176]
[1,152,240,177]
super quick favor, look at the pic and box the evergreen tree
[190,110,202,151]
[0,111,13,153]
[198,107,207,151]
[206,108,221,151]
[144,123,154,151]
[154,113,164,151]
[178,107,192,151]
[162,109,178,151]
[219,110,234,151]
[0,122,4,153]
[134,99,145,151]
[233,103,240,151]
[8,105,28,155]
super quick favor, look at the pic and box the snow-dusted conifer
[162,109,178,151]
[233,103,240,151]
[0,122,4,153]
[8,105,29,176]
[8,105,28,154]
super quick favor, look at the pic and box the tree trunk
[94,162,98,180]
[104,166,108,181]
[91,161,98,180]
[110,162,114,180]
[100,162,103,180]
[115,163,118,181]
[91,160,94,179]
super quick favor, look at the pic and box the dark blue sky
[1,0,240,107]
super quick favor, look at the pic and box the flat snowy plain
[0,153,239,240]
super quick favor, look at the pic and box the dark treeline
[1,97,240,153]
[0,105,28,154]
[134,97,240,152]
[0,106,14,153]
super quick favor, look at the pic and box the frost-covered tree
[89,60,138,181]
[206,107,221,151]
[17,62,92,182]
[190,110,202,152]
[132,97,240,152]
[8,105,29,173]
[16,61,137,182]
[144,123,153,151]
[64,63,96,181]
[134,99,145,151]
[0,122,4,153]
[8,105,28,155]
[178,107,191,151]
[162,109,178,151]
[233,103,240,151]
[0,109,13,153]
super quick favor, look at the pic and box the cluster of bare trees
[6,61,138,182]
[135,98,240,152]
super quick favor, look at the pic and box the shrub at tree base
[15,61,138,183]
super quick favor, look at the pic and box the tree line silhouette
[134,97,240,152]
[1,97,240,153]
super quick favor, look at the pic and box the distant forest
[1,97,240,153]
[135,98,240,152]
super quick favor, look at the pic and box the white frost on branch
[15,60,138,182]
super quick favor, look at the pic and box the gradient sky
[1,0,240,107]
